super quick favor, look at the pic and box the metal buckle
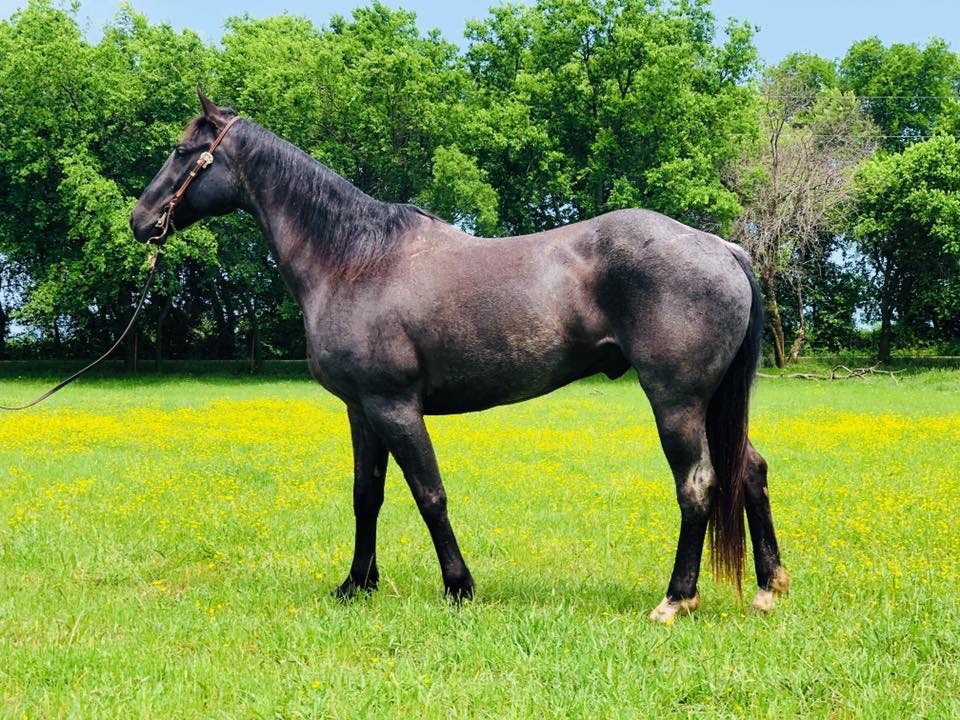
[199,151,214,169]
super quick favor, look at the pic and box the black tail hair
[705,250,763,595]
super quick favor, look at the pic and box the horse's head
[130,89,241,244]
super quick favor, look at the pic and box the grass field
[1,366,958,718]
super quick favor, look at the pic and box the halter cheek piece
[149,115,241,245]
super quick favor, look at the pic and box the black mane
[235,118,434,279]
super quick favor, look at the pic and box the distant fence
[0,355,957,381]
[0,359,311,379]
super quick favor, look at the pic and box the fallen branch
[758,363,905,383]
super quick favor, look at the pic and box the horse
[131,91,789,623]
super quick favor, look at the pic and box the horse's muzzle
[129,208,165,244]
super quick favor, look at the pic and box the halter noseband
[148,115,241,245]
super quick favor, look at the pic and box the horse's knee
[414,486,448,525]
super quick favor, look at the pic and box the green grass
[0,368,958,718]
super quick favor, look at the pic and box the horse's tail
[705,247,763,595]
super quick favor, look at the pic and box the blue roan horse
[131,92,789,623]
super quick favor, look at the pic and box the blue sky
[1,0,959,64]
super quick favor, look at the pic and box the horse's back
[408,209,753,409]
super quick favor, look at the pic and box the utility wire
[766,94,960,100]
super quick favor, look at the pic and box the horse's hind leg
[744,441,790,611]
[361,398,474,601]
[336,407,389,599]
[648,401,714,624]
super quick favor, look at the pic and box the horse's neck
[239,185,325,299]
[234,127,381,297]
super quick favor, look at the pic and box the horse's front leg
[362,397,474,601]
[336,406,389,599]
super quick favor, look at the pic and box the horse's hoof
[444,576,475,603]
[751,567,791,613]
[333,576,378,601]
[649,593,700,624]
[751,588,776,612]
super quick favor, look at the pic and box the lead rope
[0,246,163,411]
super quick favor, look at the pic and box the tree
[852,134,960,361]
[417,146,500,235]
[0,0,96,352]
[840,37,960,151]
[802,243,871,352]
[219,4,469,203]
[10,2,960,364]
[462,4,568,233]
[839,37,960,360]
[0,2,218,364]
[464,0,759,234]
[729,54,877,367]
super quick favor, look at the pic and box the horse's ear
[197,85,226,127]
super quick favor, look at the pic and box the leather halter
[149,115,241,245]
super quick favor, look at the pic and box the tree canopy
[0,0,958,365]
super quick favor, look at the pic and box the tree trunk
[155,296,172,373]
[762,276,786,368]
[878,301,893,364]
[768,302,787,369]
[249,314,260,374]
[788,325,805,364]
[125,331,139,372]
[242,296,263,373]
[877,259,896,364]
[0,303,7,359]
[212,280,237,359]
[788,284,806,363]
[0,272,6,358]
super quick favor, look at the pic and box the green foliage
[772,51,839,95]
[464,0,758,233]
[219,3,467,202]
[418,146,500,236]
[840,37,960,150]
[0,1,216,359]
[853,134,960,355]
[811,272,870,351]
[1,1,959,361]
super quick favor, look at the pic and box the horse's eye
[175,145,187,157]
